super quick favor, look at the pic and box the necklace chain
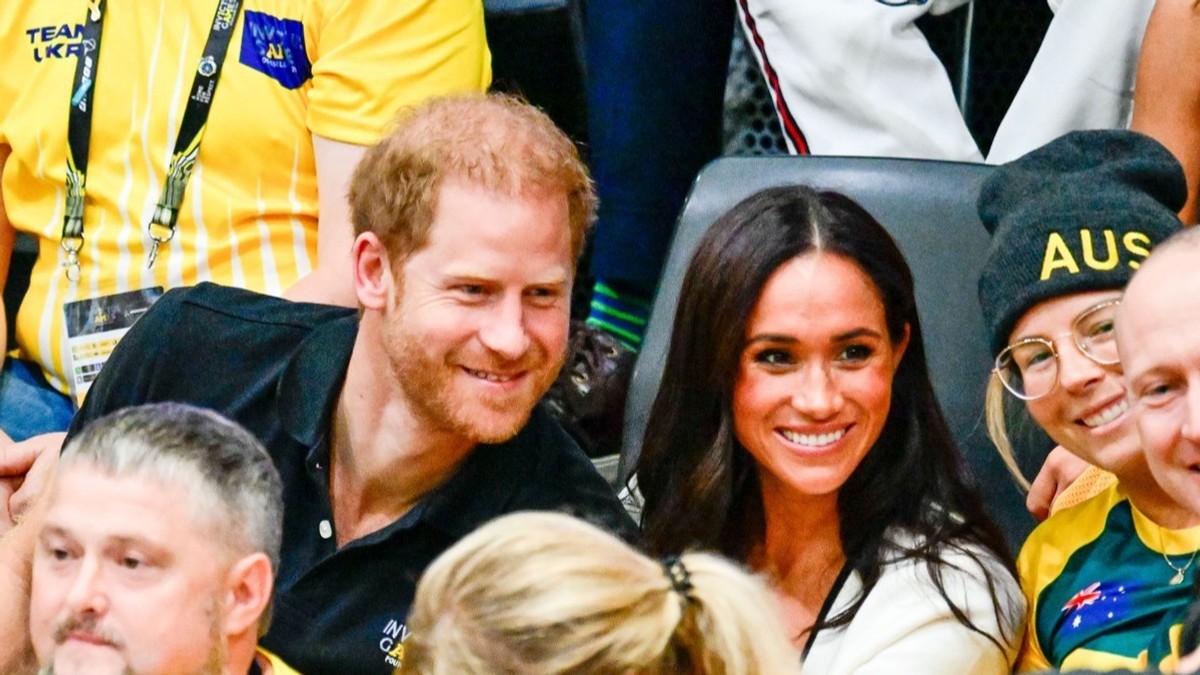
[1158,528,1198,586]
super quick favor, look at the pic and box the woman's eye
[839,344,873,362]
[1019,347,1054,371]
[1084,318,1115,338]
[753,349,792,366]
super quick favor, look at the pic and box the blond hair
[983,375,1032,491]
[402,512,799,675]
[349,92,595,268]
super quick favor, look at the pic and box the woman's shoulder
[808,529,1025,673]
[875,526,1025,640]
[879,526,1018,591]
[1018,480,1127,563]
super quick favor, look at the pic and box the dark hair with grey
[61,403,283,628]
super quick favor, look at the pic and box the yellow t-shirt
[1016,482,1200,672]
[0,0,490,394]
[259,647,301,675]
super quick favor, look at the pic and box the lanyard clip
[61,234,84,283]
[146,221,175,269]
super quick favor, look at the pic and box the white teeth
[1082,399,1129,428]
[464,368,514,383]
[780,428,846,447]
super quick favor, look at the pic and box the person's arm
[0,484,48,674]
[1026,445,1092,521]
[1131,0,1200,224]
[0,434,64,532]
[0,142,13,395]
[281,136,364,306]
[283,0,489,305]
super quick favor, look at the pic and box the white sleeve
[987,0,1156,163]
[736,0,981,161]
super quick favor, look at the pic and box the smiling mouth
[779,428,847,447]
[462,367,522,383]
[1080,398,1129,429]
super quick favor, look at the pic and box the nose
[477,293,530,361]
[789,364,843,420]
[1056,340,1106,394]
[63,557,108,617]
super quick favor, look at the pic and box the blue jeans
[585,0,733,296]
[0,358,75,440]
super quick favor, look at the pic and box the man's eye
[1141,381,1177,402]
[526,287,562,305]
[120,557,144,570]
[51,548,71,561]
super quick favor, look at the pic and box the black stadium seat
[618,155,1045,547]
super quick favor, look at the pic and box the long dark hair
[637,185,1016,639]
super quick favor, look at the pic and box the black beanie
[977,129,1184,356]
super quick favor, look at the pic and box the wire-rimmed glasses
[993,299,1122,401]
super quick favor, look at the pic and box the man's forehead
[1119,249,1200,368]
[47,464,198,537]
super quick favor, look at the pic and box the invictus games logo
[239,10,312,90]
[379,618,411,668]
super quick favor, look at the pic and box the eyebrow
[746,328,885,345]
[440,271,570,286]
[39,524,167,555]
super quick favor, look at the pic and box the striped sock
[586,280,652,350]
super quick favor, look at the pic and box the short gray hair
[61,403,283,599]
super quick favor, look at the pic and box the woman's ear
[892,323,911,370]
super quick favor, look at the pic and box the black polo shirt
[69,282,637,675]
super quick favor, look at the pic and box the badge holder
[63,287,164,406]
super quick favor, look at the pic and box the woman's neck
[751,480,846,647]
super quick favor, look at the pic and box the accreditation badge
[62,287,164,406]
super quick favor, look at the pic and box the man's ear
[351,232,394,311]
[222,553,273,638]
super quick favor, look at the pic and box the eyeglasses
[994,299,1122,401]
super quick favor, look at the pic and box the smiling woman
[976,130,1194,672]
[636,184,1023,674]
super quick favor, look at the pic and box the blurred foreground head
[403,511,799,674]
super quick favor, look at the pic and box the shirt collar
[276,314,358,459]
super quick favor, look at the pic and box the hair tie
[661,555,694,601]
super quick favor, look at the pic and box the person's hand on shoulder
[0,432,64,532]
[1026,445,1092,521]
